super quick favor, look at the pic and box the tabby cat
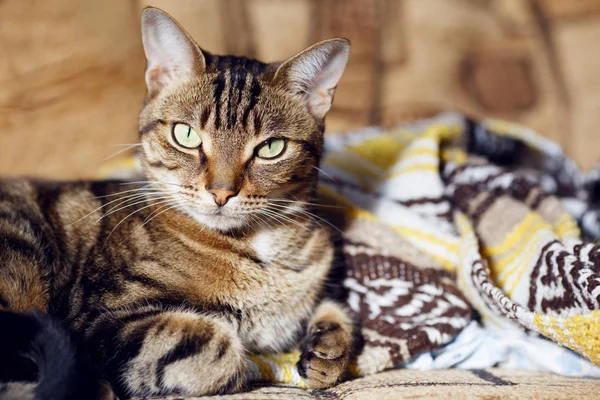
[0,6,355,399]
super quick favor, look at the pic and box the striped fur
[0,7,353,398]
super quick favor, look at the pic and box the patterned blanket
[106,113,600,386]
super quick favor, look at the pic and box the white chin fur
[190,212,247,232]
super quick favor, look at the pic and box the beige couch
[1,0,599,180]
[145,369,598,399]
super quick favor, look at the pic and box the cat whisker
[248,211,276,233]
[96,195,177,224]
[71,190,175,226]
[268,203,326,231]
[88,185,168,200]
[119,200,186,244]
[313,166,336,182]
[141,202,174,225]
[98,192,177,215]
[261,217,302,240]
[104,197,179,244]
[271,204,336,236]
[259,208,302,229]
[103,143,142,161]
[94,191,176,217]
[258,208,310,238]
[246,214,265,232]
[254,209,294,234]
[267,198,346,210]
[292,208,344,235]
[268,203,343,235]
[119,180,183,188]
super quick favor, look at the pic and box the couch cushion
[152,369,597,399]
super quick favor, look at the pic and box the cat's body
[0,7,354,399]
[0,179,337,396]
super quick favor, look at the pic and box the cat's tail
[0,309,113,400]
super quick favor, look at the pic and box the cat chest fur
[240,229,335,352]
[148,223,334,353]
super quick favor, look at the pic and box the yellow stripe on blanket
[388,164,439,178]
[441,147,468,164]
[496,229,553,296]
[554,212,581,240]
[249,353,306,386]
[534,312,600,365]
[421,123,462,141]
[325,151,382,191]
[483,213,544,257]
[487,218,552,279]
[390,225,458,271]
[346,134,408,170]
[384,124,461,178]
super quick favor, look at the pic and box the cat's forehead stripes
[208,58,265,134]
[204,54,269,75]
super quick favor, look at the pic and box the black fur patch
[0,310,106,400]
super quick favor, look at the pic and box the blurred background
[0,0,599,179]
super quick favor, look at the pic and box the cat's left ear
[273,38,350,120]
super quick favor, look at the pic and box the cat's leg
[87,307,247,397]
[297,300,355,388]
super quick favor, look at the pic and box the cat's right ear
[141,7,206,97]
[272,38,350,120]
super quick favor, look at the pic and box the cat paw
[297,321,351,389]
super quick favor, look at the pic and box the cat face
[137,8,349,232]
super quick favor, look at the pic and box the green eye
[256,138,286,159]
[173,123,202,149]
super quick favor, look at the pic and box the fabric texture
[131,368,598,400]
[405,321,600,377]
[104,113,600,387]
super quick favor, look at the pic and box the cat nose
[207,186,238,207]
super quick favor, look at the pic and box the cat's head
[137,7,349,232]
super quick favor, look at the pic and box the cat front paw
[297,321,351,389]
